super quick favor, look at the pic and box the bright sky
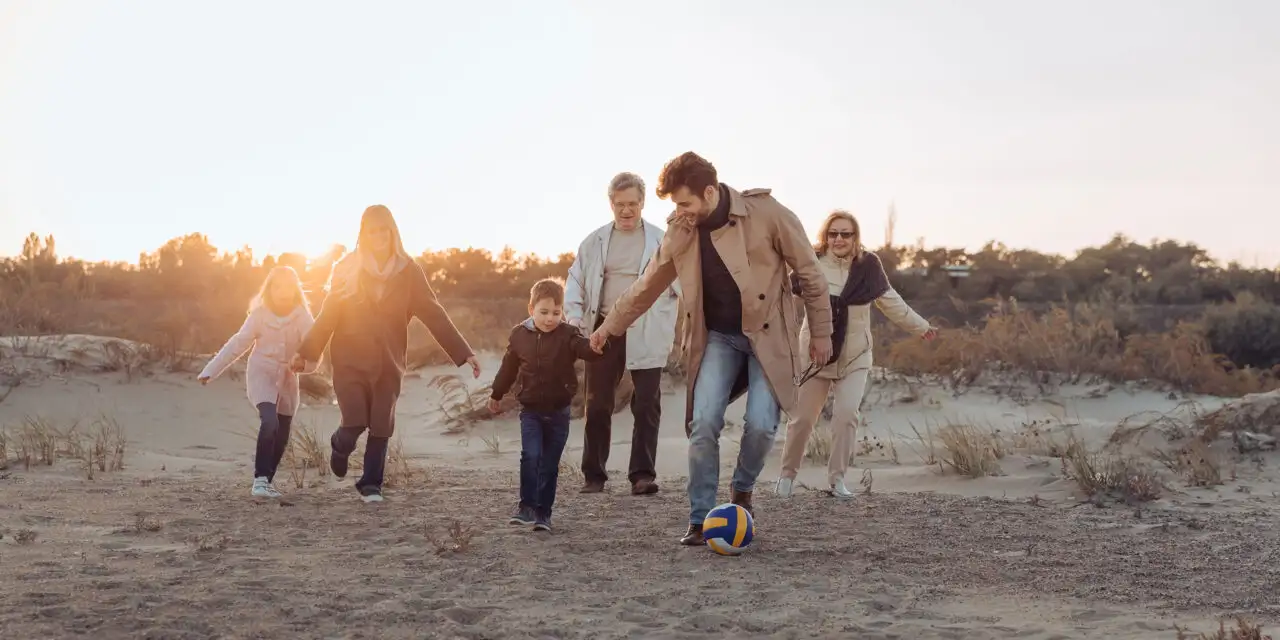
[1,0,1276,267]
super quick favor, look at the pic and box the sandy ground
[2,335,1279,639]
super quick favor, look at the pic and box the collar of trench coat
[602,184,833,432]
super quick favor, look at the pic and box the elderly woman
[293,204,480,503]
[775,210,935,499]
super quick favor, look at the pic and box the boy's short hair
[529,278,565,307]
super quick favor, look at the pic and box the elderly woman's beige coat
[601,185,833,431]
[799,252,932,378]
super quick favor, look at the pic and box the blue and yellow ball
[702,503,754,556]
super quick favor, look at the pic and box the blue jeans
[519,407,571,517]
[688,330,781,525]
[254,402,293,482]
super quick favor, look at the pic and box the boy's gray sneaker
[508,505,536,526]
[533,512,552,532]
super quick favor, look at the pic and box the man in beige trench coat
[590,151,833,545]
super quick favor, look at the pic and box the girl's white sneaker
[775,477,794,498]
[251,477,281,498]
[831,478,854,499]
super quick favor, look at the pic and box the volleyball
[702,503,754,556]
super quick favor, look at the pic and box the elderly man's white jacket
[564,219,681,371]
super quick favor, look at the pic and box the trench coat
[601,185,832,431]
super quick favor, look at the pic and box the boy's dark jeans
[519,407,571,517]
[582,316,662,485]
[254,402,294,481]
[331,426,389,492]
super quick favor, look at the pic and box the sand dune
[2,335,1278,639]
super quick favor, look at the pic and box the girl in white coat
[776,211,936,498]
[199,266,319,498]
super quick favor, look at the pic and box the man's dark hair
[529,277,565,307]
[655,151,718,200]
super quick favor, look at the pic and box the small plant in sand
[1151,439,1224,488]
[91,412,127,473]
[1175,617,1273,640]
[558,459,585,483]
[0,426,10,469]
[857,434,900,464]
[428,373,480,432]
[18,415,61,467]
[133,513,163,533]
[1059,434,1162,504]
[425,520,477,555]
[15,528,37,544]
[936,421,1005,478]
[480,430,502,455]
[804,424,833,464]
[859,468,873,495]
[906,420,940,468]
[191,532,230,553]
[298,372,335,402]
[383,435,424,488]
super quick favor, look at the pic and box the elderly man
[590,151,832,545]
[565,172,680,496]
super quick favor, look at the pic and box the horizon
[5,224,1277,271]
[2,1,1278,267]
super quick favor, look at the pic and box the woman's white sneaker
[775,477,794,498]
[831,478,854,499]
[251,477,281,498]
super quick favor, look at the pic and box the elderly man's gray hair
[607,172,646,201]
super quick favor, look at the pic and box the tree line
[3,229,1275,306]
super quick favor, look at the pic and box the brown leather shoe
[579,481,605,494]
[679,524,704,546]
[731,489,755,516]
[631,478,660,495]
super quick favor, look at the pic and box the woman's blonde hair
[814,209,862,259]
[250,266,310,315]
[326,204,412,299]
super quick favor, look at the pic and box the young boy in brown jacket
[488,278,608,532]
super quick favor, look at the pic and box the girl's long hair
[249,266,310,315]
[814,209,863,260]
[326,204,412,299]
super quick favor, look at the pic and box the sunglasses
[826,231,856,239]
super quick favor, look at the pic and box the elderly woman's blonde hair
[814,209,863,259]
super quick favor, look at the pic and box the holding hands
[588,327,609,354]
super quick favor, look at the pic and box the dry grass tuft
[15,528,38,544]
[1175,617,1274,640]
[480,430,502,455]
[1152,439,1224,488]
[886,301,1278,399]
[804,424,833,464]
[906,420,941,468]
[192,532,230,553]
[937,422,1005,478]
[133,513,164,533]
[558,459,585,483]
[298,373,334,402]
[3,413,126,477]
[1059,434,1162,504]
[425,520,477,555]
